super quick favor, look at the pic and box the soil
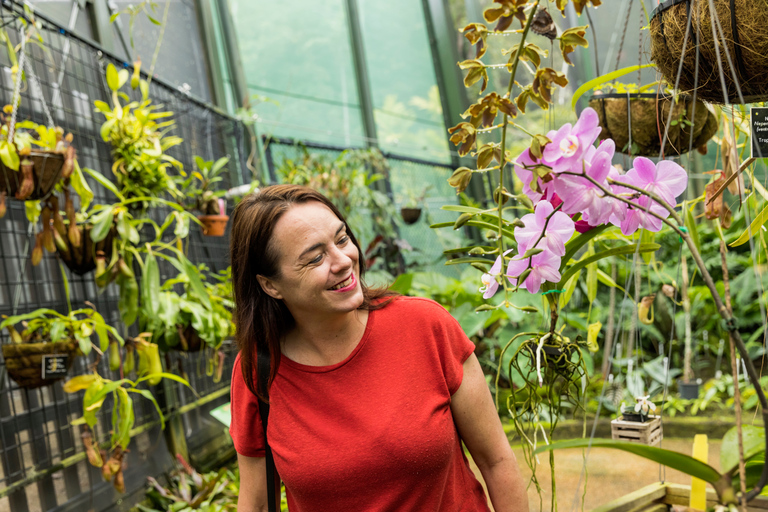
[469,438,725,511]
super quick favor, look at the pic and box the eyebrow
[298,223,346,260]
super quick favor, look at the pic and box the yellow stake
[690,434,708,510]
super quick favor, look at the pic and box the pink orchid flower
[550,195,595,233]
[506,248,562,294]
[515,200,575,257]
[513,149,555,203]
[542,107,602,174]
[614,194,669,236]
[479,249,513,299]
[553,139,616,226]
[622,157,688,207]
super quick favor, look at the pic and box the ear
[257,274,283,300]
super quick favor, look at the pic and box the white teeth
[331,275,353,290]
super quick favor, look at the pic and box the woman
[229,184,528,512]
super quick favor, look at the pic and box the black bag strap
[257,350,279,512]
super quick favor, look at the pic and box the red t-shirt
[230,296,491,511]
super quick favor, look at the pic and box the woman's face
[259,201,364,321]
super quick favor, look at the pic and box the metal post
[87,0,116,54]
[195,0,228,110]
[344,0,378,148]
[421,0,487,204]
[213,0,249,109]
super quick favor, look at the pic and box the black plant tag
[751,107,768,159]
[42,354,69,379]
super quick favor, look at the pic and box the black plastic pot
[400,207,422,225]
[620,411,648,423]
[679,380,700,400]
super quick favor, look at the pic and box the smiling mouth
[329,274,355,291]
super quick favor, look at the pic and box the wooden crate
[593,482,768,512]
[611,415,663,446]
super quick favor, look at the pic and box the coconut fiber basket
[650,0,768,104]
[589,93,718,156]
[0,151,64,201]
[2,340,78,389]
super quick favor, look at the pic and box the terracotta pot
[589,93,717,157]
[58,224,115,276]
[0,151,65,201]
[2,340,78,389]
[198,215,229,237]
[400,207,422,225]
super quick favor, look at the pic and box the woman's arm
[237,454,269,512]
[451,353,529,512]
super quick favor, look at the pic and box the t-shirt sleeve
[229,352,266,457]
[419,298,476,396]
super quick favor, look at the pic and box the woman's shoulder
[377,295,452,319]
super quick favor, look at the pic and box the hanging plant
[589,89,718,157]
[0,298,123,389]
[649,0,768,104]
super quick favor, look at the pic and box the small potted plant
[400,186,430,225]
[177,155,230,236]
[620,395,657,422]
[0,300,123,389]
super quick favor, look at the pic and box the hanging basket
[58,224,115,276]
[0,151,65,201]
[589,93,718,156]
[2,340,78,389]
[400,207,422,225]
[650,0,768,104]
[172,325,203,352]
[197,214,229,237]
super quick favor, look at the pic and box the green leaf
[117,273,139,326]
[25,200,42,224]
[82,167,122,200]
[136,372,193,392]
[561,225,609,266]
[1,309,60,329]
[571,64,654,110]
[586,242,597,304]
[115,387,134,450]
[0,140,19,171]
[106,63,120,92]
[127,389,165,430]
[183,256,211,310]
[558,243,660,288]
[596,268,627,295]
[683,202,700,253]
[70,162,94,212]
[730,202,768,247]
[559,269,581,310]
[721,425,765,475]
[535,438,721,483]
[90,207,114,243]
[389,273,414,294]
[141,251,161,316]
[117,69,129,90]
[99,118,116,141]
[49,319,66,343]
[91,311,109,352]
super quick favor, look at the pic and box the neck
[283,308,369,366]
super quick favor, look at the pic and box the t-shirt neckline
[278,308,376,373]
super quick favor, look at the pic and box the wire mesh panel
[0,3,244,511]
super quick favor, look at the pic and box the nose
[328,244,353,275]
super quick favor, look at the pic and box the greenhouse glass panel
[358,0,452,164]
[111,0,214,101]
[227,0,366,147]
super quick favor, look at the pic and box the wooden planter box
[594,482,768,512]
[611,415,663,446]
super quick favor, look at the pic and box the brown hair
[230,184,397,401]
